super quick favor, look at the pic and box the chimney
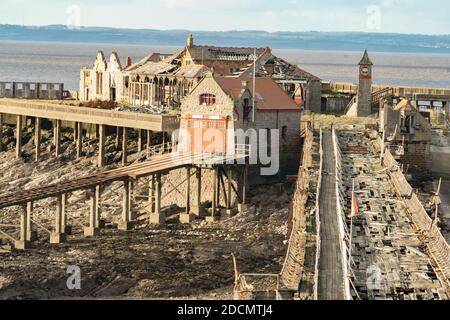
[125,57,132,68]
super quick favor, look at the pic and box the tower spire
[359,49,373,66]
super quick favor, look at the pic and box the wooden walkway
[317,130,345,300]
[0,152,246,209]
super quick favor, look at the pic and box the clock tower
[357,49,373,117]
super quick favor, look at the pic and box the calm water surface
[0,40,449,91]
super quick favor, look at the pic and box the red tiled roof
[214,77,300,111]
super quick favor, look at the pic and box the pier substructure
[55,119,62,157]
[15,204,30,250]
[15,115,22,160]
[85,186,101,237]
[34,117,41,162]
[118,179,134,231]
[180,167,196,224]
[149,174,164,225]
[76,122,83,159]
[50,193,67,244]
[0,113,3,152]
[122,127,128,165]
[98,124,106,167]
[26,201,37,242]
[1,151,250,250]
[190,167,204,217]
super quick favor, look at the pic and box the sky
[0,0,449,35]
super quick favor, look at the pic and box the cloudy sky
[0,0,448,35]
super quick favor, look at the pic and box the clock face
[361,66,370,75]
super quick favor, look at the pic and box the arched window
[199,93,216,106]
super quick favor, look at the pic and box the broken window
[30,83,36,91]
[5,83,12,90]
[16,83,23,90]
[199,94,216,106]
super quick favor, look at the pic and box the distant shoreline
[1,39,450,58]
[1,25,450,55]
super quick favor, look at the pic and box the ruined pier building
[79,34,322,113]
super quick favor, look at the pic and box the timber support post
[76,122,83,159]
[191,167,204,217]
[180,167,196,224]
[238,164,249,213]
[148,175,155,215]
[206,166,220,222]
[35,117,41,162]
[119,178,133,231]
[15,204,30,250]
[98,124,106,167]
[150,173,165,225]
[50,193,67,244]
[16,115,23,160]
[147,130,153,150]
[84,186,101,237]
[138,129,143,153]
[122,127,128,165]
[26,201,37,242]
[0,113,3,152]
[55,119,62,157]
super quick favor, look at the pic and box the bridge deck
[0,98,179,132]
[317,131,345,300]
[0,152,246,209]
